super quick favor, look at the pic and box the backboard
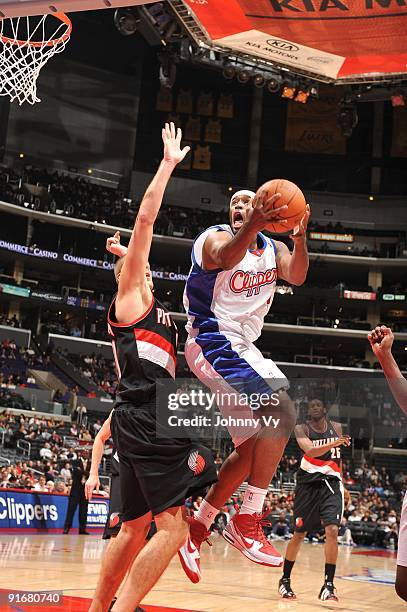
[0,0,156,18]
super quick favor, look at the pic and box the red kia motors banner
[184,0,407,80]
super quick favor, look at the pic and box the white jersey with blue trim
[183,224,278,343]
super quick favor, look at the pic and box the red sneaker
[222,512,283,567]
[178,515,212,583]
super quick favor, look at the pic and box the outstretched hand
[334,435,351,448]
[106,231,128,257]
[106,230,120,253]
[162,122,190,165]
[368,325,394,358]
[248,190,288,232]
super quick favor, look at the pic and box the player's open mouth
[233,211,244,228]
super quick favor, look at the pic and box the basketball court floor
[0,533,403,611]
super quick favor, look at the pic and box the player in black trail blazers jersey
[89,123,217,612]
[278,398,351,603]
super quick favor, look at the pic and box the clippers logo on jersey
[229,268,278,297]
[188,450,206,476]
[184,225,278,343]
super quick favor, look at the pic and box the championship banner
[391,108,407,158]
[285,86,346,154]
[184,0,407,80]
[0,489,108,530]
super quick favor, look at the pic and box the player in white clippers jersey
[179,188,310,579]
[368,325,407,602]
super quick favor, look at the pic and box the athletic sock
[239,485,268,515]
[283,559,295,579]
[325,563,336,584]
[195,499,218,530]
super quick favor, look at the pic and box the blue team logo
[229,268,277,297]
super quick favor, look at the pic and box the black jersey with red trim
[296,419,342,483]
[107,295,178,408]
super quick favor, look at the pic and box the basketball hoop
[0,13,72,106]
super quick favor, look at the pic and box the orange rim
[0,12,72,48]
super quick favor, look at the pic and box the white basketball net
[0,14,72,106]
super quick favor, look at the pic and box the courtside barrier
[0,488,108,531]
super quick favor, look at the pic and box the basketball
[256,179,306,234]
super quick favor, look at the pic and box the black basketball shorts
[111,403,218,522]
[293,478,344,533]
[102,451,122,539]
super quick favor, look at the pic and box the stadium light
[281,81,297,99]
[253,74,265,88]
[237,69,251,84]
[267,76,281,94]
[309,86,319,100]
[391,93,405,107]
[158,51,177,89]
[114,8,139,36]
[338,103,358,138]
[222,65,236,80]
[294,88,310,104]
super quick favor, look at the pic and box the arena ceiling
[178,0,407,82]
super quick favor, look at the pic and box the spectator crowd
[189,455,405,551]
[0,402,404,553]
[0,411,108,497]
[0,163,405,257]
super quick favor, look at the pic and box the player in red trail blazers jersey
[89,124,216,612]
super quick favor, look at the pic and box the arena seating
[0,164,405,258]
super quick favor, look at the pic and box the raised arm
[368,325,407,415]
[294,423,350,458]
[202,190,287,271]
[85,412,113,500]
[115,123,189,323]
[274,204,310,286]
